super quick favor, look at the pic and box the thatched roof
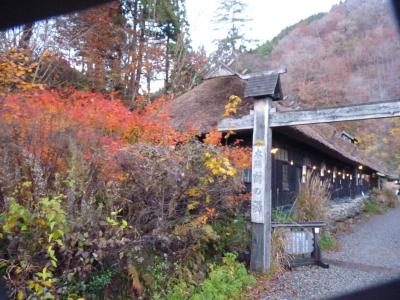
[169,75,388,175]
[170,76,247,133]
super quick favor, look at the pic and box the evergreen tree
[211,0,251,65]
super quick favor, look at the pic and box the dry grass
[335,221,352,233]
[270,228,292,274]
[293,173,331,222]
[380,188,399,208]
[371,188,398,207]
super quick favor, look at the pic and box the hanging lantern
[271,148,279,154]
[302,165,307,176]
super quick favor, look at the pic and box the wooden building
[168,66,390,209]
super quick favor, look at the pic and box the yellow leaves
[187,187,201,197]
[111,208,123,216]
[36,267,53,281]
[36,218,46,227]
[0,49,42,95]
[47,245,58,267]
[223,130,236,140]
[187,201,200,211]
[223,95,242,117]
[106,208,129,230]
[203,153,238,179]
[106,216,119,226]
[28,280,43,294]
[174,224,190,236]
[192,214,209,227]
[22,181,32,188]
[120,219,128,230]
[199,224,219,241]
[17,290,25,300]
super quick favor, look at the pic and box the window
[242,168,252,183]
[276,148,288,161]
[282,164,289,191]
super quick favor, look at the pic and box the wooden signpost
[249,98,273,271]
[217,72,400,272]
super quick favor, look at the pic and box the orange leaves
[222,147,252,170]
[1,89,192,176]
[204,130,222,146]
[0,49,42,95]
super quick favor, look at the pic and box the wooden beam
[269,99,400,127]
[217,99,400,131]
[218,114,253,131]
[250,97,272,273]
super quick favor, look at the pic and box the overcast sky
[186,0,342,53]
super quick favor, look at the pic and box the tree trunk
[164,30,170,92]
[19,22,34,49]
[130,20,145,108]
[146,69,151,105]
[127,0,139,99]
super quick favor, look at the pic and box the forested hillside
[234,0,400,174]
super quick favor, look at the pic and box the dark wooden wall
[232,128,378,210]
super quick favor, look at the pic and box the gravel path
[261,207,400,300]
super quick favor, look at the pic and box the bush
[166,253,256,300]
[0,89,251,299]
[364,198,386,214]
[212,213,251,254]
[0,141,245,299]
[371,188,399,208]
[318,232,338,251]
[293,174,331,222]
[272,207,294,223]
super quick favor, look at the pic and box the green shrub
[166,253,256,300]
[212,213,250,254]
[364,198,386,214]
[272,208,294,223]
[318,232,337,251]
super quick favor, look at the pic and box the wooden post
[351,169,357,198]
[250,97,272,272]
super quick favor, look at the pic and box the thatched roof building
[169,73,386,177]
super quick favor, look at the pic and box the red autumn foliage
[0,90,194,174]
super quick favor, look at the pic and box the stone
[328,196,366,223]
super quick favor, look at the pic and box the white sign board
[284,231,314,255]
[251,146,265,223]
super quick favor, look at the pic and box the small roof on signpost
[244,73,283,101]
